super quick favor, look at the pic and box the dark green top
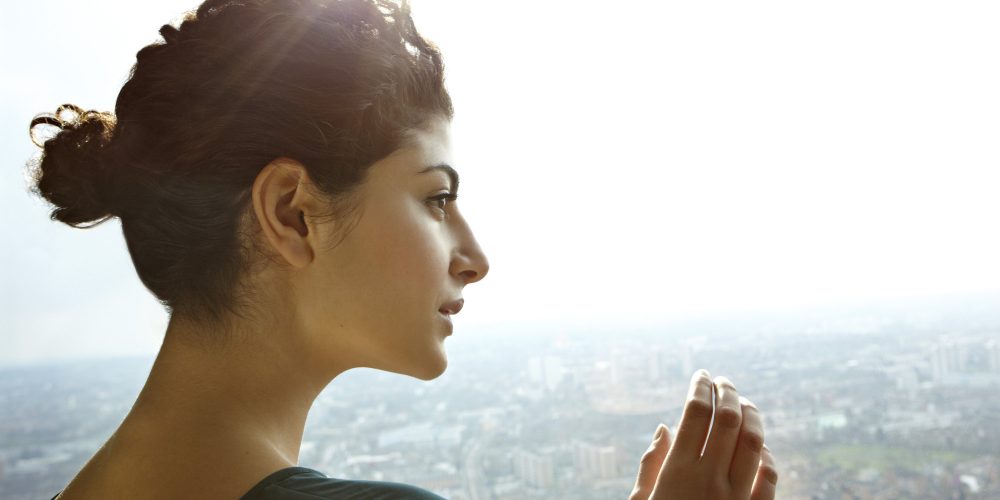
[240,467,447,500]
[52,467,447,499]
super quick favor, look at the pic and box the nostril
[459,269,478,284]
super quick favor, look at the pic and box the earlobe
[251,158,316,268]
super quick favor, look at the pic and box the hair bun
[28,104,119,228]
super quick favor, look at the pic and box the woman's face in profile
[297,117,489,380]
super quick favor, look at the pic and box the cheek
[390,225,448,287]
[361,204,449,297]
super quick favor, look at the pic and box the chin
[416,361,448,381]
[411,351,448,381]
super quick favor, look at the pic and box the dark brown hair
[27,0,453,325]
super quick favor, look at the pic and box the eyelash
[428,192,458,214]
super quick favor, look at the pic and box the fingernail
[654,423,667,440]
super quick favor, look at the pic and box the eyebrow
[417,164,460,194]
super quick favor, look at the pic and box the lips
[439,298,464,316]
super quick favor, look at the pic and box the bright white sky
[2,0,999,365]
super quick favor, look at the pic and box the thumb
[629,424,671,500]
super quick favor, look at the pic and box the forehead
[361,117,453,188]
[401,116,452,167]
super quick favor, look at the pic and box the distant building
[883,363,920,392]
[681,343,695,377]
[527,355,565,392]
[646,346,666,382]
[377,422,434,448]
[491,476,525,500]
[987,339,1000,373]
[610,349,629,384]
[931,340,968,380]
[512,448,556,489]
[376,423,464,449]
[574,442,618,480]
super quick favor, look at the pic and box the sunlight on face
[298,118,488,380]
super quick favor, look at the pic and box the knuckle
[639,449,661,467]
[685,398,714,420]
[741,431,765,453]
[713,406,742,429]
[759,464,779,485]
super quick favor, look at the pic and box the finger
[750,445,779,500]
[729,396,765,496]
[629,424,671,500]
[701,376,743,471]
[666,369,714,462]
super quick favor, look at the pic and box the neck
[119,313,343,467]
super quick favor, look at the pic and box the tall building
[681,342,695,377]
[512,448,556,489]
[931,339,968,381]
[610,348,630,385]
[527,355,566,392]
[574,442,618,480]
[987,339,1000,373]
[646,346,666,382]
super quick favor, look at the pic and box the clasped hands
[630,370,779,500]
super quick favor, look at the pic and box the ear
[251,158,317,268]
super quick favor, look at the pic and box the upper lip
[439,298,464,315]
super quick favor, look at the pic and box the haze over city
[4,0,999,365]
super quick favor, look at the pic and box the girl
[28,0,777,498]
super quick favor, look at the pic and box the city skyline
[3,300,998,499]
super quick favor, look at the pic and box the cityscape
[1,295,999,499]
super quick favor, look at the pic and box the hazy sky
[2,0,999,365]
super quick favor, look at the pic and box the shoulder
[240,467,447,500]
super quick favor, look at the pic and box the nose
[450,215,489,285]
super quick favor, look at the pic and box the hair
[27,0,453,327]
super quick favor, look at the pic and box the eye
[427,192,458,215]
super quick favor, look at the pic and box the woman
[28,0,777,498]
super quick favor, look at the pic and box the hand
[629,370,778,500]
